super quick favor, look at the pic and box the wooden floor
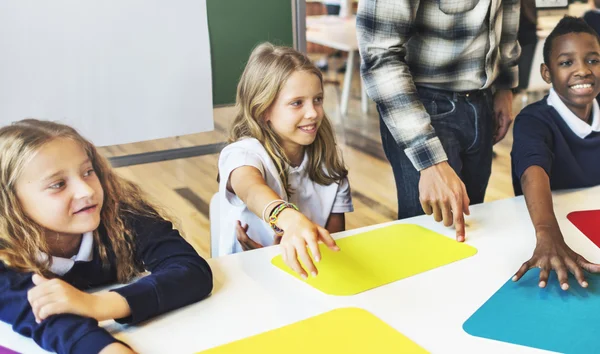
[98,69,526,259]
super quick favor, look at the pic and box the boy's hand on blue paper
[512,230,600,290]
[277,209,339,279]
[236,220,264,251]
[28,274,100,323]
[419,161,470,242]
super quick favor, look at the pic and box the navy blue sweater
[0,214,213,354]
[511,97,600,195]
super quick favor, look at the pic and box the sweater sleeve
[510,111,555,195]
[111,216,213,325]
[494,0,521,90]
[0,263,118,354]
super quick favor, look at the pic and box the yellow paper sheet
[197,308,427,354]
[272,224,477,295]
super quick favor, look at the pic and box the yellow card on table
[272,224,477,295]
[197,307,427,354]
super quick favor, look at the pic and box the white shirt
[547,88,600,139]
[217,138,354,256]
[38,232,94,276]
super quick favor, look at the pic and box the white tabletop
[2,186,600,353]
[306,15,358,52]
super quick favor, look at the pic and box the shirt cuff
[404,137,448,171]
[71,328,119,354]
[111,279,158,325]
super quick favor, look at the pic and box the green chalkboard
[207,0,295,106]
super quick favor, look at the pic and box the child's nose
[305,104,318,119]
[73,179,95,199]
[576,62,593,76]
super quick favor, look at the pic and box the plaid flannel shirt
[357,0,521,171]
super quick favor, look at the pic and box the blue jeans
[379,86,495,219]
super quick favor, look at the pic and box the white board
[0,0,213,146]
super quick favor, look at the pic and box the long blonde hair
[0,119,161,282]
[230,42,347,196]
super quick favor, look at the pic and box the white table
[2,186,600,353]
[307,15,369,116]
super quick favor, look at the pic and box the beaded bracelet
[268,201,299,235]
[262,199,285,223]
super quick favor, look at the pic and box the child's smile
[542,32,600,121]
[73,203,99,215]
[569,82,594,95]
[298,123,318,134]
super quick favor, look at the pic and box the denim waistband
[416,85,491,101]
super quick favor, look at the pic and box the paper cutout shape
[0,345,19,354]
[197,308,427,354]
[271,224,477,295]
[567,210,600,248]
[464,269,600,353]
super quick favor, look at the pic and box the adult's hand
[419,161,470,241]
[493,89,514,144]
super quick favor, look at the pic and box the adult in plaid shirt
[357,0,520,241]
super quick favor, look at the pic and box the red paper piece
[567,210,600,248]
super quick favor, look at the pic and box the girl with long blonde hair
[217,43,353,278]
[0,119,213,354]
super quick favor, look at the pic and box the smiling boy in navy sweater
[511,16,600,290]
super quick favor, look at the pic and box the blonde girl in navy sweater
[0,119,213,354]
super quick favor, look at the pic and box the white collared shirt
[217,138,354,256]
[547,88,600,139]
[38,232,94,276]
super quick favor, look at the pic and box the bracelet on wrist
[268,202,299,235]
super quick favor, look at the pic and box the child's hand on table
[28,274,101,323]
[512,228,600,289]
[277,209,339,279]
[28,274,130,323]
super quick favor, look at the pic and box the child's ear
[541,63,552,84]
[263,108,271,123]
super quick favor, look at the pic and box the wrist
[276,208,301,230]
[268,202,299,234]
[419,161,448,175]
[495,89,513,99]
[93,292,131,321]
[534,224,563,241]
[89,293,104,321]
[99,343,134,354]
[261,199,285,222]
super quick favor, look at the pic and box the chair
[209,192,220,258]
